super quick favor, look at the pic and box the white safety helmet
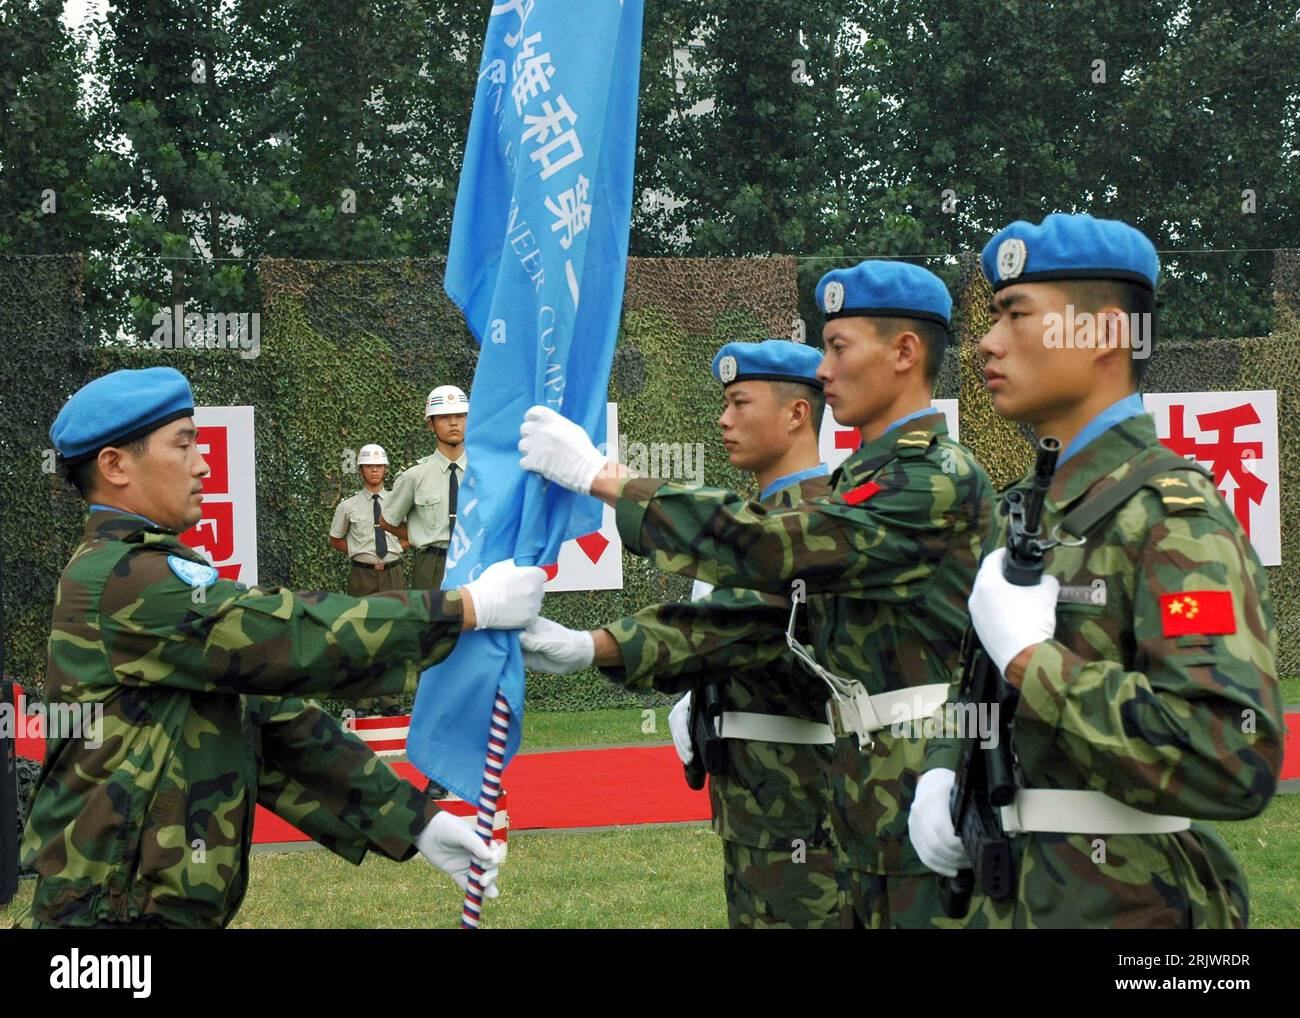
[358,443,389,466]
[425,384,469,417]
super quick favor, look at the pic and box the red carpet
[251,780,511,846]
[9,688,1297,845]
[249,745,709,845]
[465,745,709,831]
[1284,712,1300,781]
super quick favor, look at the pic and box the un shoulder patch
[167,555,219,587]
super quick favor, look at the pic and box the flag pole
[460,688,510,929]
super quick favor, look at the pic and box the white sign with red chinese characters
[819,399,959,473]
[1144,390,1281,567]
[544,402,623,592]
[178,406,259,585]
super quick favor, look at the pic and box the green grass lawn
[0,824,726,930]
[4,707,1297,929]
[1279,675,1300,705]
[521,706,671,750]
[1215,794,1300,929]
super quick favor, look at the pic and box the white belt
[716,711,835,745]
[784,597,949,750]
[825,682,951,743]
[1000,790,1192,835]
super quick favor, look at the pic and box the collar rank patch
[1160,590,1235,637]
[842,481,882,506]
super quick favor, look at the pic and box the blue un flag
[407,0,645,801]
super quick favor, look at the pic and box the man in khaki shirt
[330,442,408,714]
[331,443,406,592]
[382,385,468,593]
[381,385,468,794]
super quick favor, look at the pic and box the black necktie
[372,494,388,558]
[448,464,459,523]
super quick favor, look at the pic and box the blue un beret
[815,261,952,328]
[51,367,196,465]
[981,213,1159,292]
[712,339,824,389]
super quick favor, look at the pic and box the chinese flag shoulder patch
[842,481,882,506]
[1159,590,1236,637]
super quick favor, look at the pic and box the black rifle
[683,681,725,790]
[939,435,1060,919]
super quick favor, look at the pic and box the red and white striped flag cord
[460,689,510,929]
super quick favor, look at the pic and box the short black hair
[868,317,949,385]
[58,434,152,501]
[770,380,826,435]
[1061,279,1157,386]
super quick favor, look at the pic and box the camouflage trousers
[721,839,852,929]
[950,827,1250,929]
[845,869,951,929]
[347,561,406,715]
[19,914,177,930]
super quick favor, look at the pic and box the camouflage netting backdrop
[1,252,1295,713]
[1,255,797,712]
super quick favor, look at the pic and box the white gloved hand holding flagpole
[518,405,610,495]
[519,617,595,673]
[461,559,547,631]
[417,811,506,897]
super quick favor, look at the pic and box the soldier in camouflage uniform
[909,213,1285,928]
[523,340,849,928]
[16,367,543,928]
[519,263,996,928]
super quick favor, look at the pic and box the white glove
[519,617,595,673]
[908,768,971,878]
[461,558,547,631]
[668,693,693,766]
[518,405,608,495]
[968,547,1060,675]
[416,810,506,898]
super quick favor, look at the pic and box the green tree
[859,0,1300,337]
[634,1,935,332]
[234,0,486,262]
[0,0,102,255]
[85,0,491,341]
[84,0,255,340]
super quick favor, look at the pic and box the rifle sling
[1054,457,1211,542]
